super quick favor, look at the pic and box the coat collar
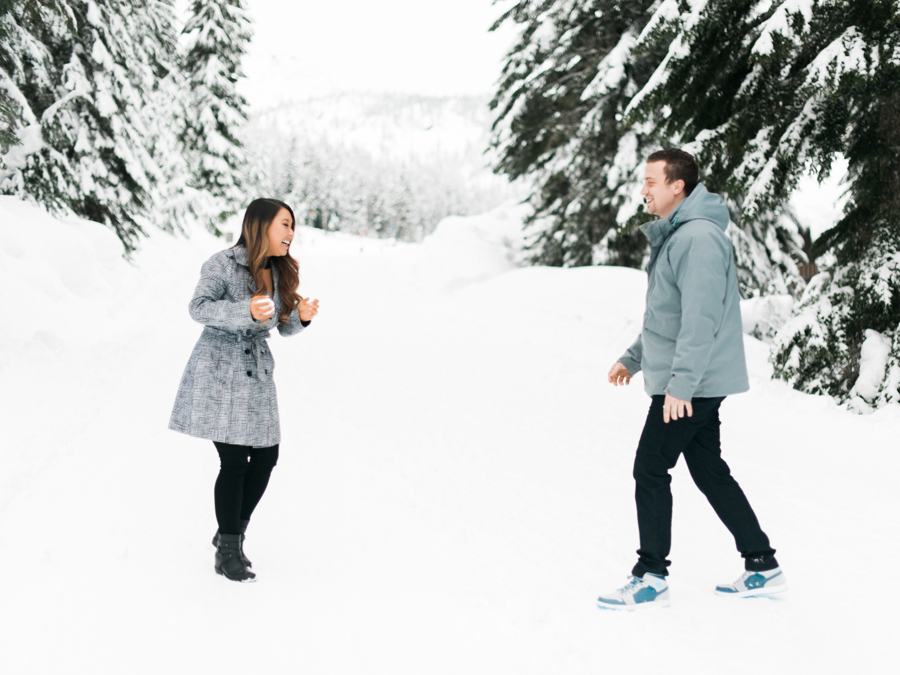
[230,245,249,267]
[230,245,275,272]
[229,245,279,295]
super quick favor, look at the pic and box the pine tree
[0,0,21,150]
[491,0,809,296]
[767,0,900,410]
[494,0,900,408]
[490,0,665,268]
[180,0,251,232]
[0,0,191,252]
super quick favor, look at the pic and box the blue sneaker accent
[715,567,787,597]
[632,585,662,603]
[597,574,670,610]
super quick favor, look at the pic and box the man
[596,149,786,610]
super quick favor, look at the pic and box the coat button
[265,369,268,374]
[244,349,250,355]
[246,371,252,377]
[245,329,251,336]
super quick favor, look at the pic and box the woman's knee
[250,445,279,471]
[215,443,251,475]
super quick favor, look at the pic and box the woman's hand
[250,295,275,321]
[299,297,319,323]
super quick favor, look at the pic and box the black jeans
[631,395,777,578]
[213,442,279,535]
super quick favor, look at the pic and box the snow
[581,30,637,101]
[752,0,815,56]
[1,195,897,673]
[804,27,872,88]
[848,329,892,405]
[740,294,794,341]
[789,155,849,240]
[0,123,44,170]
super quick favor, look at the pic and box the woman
[169,198,320,582]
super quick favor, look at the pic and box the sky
[177,1,521,104]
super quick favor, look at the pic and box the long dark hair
[234,198,301,325]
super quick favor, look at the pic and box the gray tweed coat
[169,245,307,447]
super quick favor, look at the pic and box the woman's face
[266,208,295,256]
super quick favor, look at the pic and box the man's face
[640,161,685,219]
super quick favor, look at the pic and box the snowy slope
[0,196,895,674]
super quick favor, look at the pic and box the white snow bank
[848,329,893,411]
[740,294,794,341]
[0,196,896,675]
[414,200,530,291]
[0,196,135,365]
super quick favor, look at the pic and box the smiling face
[640,160,686,219]
[266,208,295,256]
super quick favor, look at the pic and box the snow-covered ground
[1,196,895,673]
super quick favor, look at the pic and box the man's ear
[672,179,685,195]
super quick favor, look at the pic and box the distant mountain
[238,92,524,240]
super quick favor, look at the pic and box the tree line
[0,2,511,251]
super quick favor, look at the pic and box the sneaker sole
[597,597,671,611]
[714,584,787,598]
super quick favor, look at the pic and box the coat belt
[236,331,271,382]
[203,326,271,382]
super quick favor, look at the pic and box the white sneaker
[715,567,787,598]
[597,574,670,610]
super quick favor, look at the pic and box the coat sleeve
[619,334,643,375]
[665,223,728,400]
[277,305,310,337]
[188,255,255,330]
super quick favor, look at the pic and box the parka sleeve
[619,334,643,375]
[188,255,255,330]
[665,222,728,400]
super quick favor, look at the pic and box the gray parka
[169,246,307,447]
[618,184,749,401]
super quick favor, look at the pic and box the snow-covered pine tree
[491,0,811,296]
[0,1,78,213]
[495,0,900,408]
[0,0,22,151]
[136,0,194,235]
[180,0,251,232]
[490,0,666,268]
[633,0,900,404]
[765,0,900,410]
[0,0,190,252]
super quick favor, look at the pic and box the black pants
[213,442,279,535]
[631,396,777,578]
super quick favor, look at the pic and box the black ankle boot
[212,519,252,567]
[215,533,256,582]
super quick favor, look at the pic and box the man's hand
[662,394,692,424]
[608,361,631,386]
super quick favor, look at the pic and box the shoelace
[616,577,643,596]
